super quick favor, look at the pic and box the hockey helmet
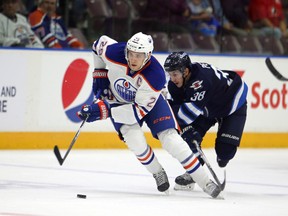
[125,32,154,69]
[164,51,191,73]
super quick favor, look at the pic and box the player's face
[42,0,57,15]
[168,70,184,88]
[2,0,18,17]
[127,50,146,71]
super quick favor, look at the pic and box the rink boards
[1,48,288,149]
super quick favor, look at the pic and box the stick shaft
[54,117,87,165]
[54,90,102,165]
[194,141,226,190]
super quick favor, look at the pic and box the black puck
[77,194,87,199]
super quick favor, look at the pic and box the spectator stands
[17,0,288,55]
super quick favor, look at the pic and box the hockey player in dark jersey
[77,32,223,198]
[164,51,248,191]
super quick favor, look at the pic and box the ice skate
[153,168,170,194]
[203,180,221,198]
[174,172,195,191]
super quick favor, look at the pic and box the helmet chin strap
[140,52,152,70]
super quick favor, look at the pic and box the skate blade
[163,190,169,195]
[174,183,195,191]
[215,191,225,200]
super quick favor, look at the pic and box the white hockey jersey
[0,13,43,48]
[92,35,166,125]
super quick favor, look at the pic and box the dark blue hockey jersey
[168,62,248,126]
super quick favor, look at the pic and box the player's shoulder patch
[190,63,215,90]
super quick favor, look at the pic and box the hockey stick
[54,115,88,166]
[54,91,102,165]
[194,141,226,191]
[265,57,288,81]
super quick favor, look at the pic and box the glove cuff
[93,69,108,78]
[181,125,194,135]
[98,100,109,119]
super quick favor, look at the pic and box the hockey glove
[92,68,111,98]
[19,37,30,46]
[77,100,110,122]
[181,125,204,165]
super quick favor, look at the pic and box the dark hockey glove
[77,100,110,122]
[92,68,111,98]
[181,125,204,165]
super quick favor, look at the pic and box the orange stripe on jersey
[52,42,62,48]
[105,53,127,67]
[126,61,151,78]
[139,109,145,118]
[135,104,146,118]
[45,36,56,44]
[45,37,61,48]
[184,157,198,169]
[139,77,160,92]
[28,8,45,27]
[137,63,161,92]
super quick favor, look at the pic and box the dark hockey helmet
[164,51,191,73]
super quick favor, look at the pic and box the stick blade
[53,145,64,166]
[265,57,288,81]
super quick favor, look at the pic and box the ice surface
[0,149,287,216]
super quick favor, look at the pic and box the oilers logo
[114,78,136,102]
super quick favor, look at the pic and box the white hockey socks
[120,124,162,174]
[158,128,210,189]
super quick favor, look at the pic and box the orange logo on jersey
[153,116,171,124]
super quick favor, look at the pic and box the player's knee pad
[120,124,147,154]
[215,142,237,167]
[158,128,190,156]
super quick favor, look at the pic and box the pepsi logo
[62,58,94,123]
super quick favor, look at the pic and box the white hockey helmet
[125,32,154,70]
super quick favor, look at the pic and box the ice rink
[1,148,287,216]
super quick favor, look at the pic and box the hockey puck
[77,194,87,199]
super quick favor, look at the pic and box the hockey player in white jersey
[0,0,43,48]
[77,32,222,198]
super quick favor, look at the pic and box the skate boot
[153,168,170,193]
[174,173,195,191]
[203,180,221,198]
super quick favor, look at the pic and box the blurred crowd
[0,0,84,49]
[1,0,288,55]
